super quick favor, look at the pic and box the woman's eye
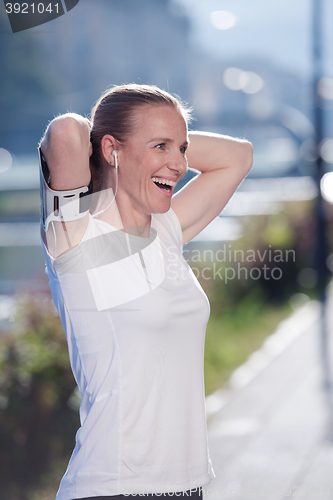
[156,143,166,150]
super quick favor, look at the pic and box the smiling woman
[38,84,253,500]
[95,104,189,225]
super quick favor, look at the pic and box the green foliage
[0,296,78,499]
[191,203,316,315]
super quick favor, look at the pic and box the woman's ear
[101,135,118,164]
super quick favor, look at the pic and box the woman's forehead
[130,105,187,138]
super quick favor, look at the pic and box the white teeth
[151,177,176,187]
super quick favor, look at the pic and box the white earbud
[112,150,118,169]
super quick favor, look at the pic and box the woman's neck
[96,170,152,237]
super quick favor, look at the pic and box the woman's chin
[151,198,172,214]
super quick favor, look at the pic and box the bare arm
[171,131,253,245]
[40,113,92,257]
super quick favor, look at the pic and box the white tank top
[41,207,215,500]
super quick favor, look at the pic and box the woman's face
[116,104,188,218]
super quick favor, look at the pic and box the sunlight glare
[210,10,237,30]
[321,172,333,203]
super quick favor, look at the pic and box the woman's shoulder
[41,214,110,270]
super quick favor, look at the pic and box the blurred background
[1,0,333,498]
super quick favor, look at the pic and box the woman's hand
[171,131,253,245]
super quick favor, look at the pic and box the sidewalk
[204,285,333,500]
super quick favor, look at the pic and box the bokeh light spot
[223,68,264,94]
[318,77,333,100]
[320,172,333,203]
[223,68,244,90]
[210,10,237,30]
[326,254,333,273]
[297,268,317,289]
[320,139,333,163]
[0,148,13,173]
[242,72,265,94]
[289,293,310,311]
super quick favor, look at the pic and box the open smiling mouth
[151,177,176,193]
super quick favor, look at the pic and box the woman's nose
[168,151,188,176]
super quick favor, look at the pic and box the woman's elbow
[40,114,90,156]
[240,141,253,173]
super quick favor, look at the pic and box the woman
[39,84,253,500]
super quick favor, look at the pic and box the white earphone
[112,150,118,169]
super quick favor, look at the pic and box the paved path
[204,285,333,500]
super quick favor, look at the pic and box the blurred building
[0,0,193,155]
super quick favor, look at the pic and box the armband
[39,147,93,232]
